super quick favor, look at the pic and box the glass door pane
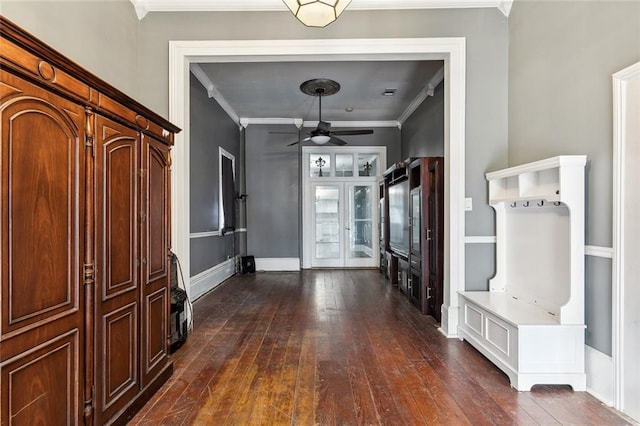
[335,153,354,177]
[348,185,373,259]
[315,185,340,259]
[411,188,421,254]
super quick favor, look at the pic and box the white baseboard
[190,257,236,301]
[440,304,459,338]
[586,345,614,406]
[255,257,300,271]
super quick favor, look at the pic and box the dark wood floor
[131,269,632,425]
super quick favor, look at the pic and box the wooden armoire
[0,17,180,425]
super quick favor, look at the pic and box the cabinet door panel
[425,159,444,322]
[1,70,85,424]
[2,331,80,426]
[94,115,139,422]
[140,135,170,387]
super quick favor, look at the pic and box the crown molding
[397,65,444,125]
[241,117,303,127]
[190,63,240,125]
[303,120,400,128]
[239,118,399,128]
[130,0,512,19]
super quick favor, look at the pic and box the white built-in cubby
[459,156,587,391]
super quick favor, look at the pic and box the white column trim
[612,61,640,414]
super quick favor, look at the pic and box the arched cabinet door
[139,134,171,388]
[1,69,86,424]
[93,114,140,423]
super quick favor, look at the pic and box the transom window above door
[307,148,383,179]
[302,146,387,269]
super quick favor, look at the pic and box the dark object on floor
[241,255,256,274]
[170,252,189,352]
[170,287,188,352]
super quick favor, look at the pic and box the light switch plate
[465,197,473,211]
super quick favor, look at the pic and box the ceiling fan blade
[330,129,374,136]
[317,121,332,133]
[287,136,311,146]
[329,136,348,146]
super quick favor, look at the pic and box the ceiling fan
[286,78,374,146]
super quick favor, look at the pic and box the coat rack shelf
[458,156,587,391]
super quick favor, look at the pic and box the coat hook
[523,201,530,207]
[537,200,544,207]
[510,202,517,208]
[553,201,561,206]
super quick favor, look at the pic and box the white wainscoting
[255,258,300,272]
[190,257,236,301]
[586,345,614,406]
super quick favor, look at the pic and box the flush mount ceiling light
[282,0,351,28]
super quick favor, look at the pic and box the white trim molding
[586,345,614,406]
[190,258,236,301]
[398,66,444,125]
[168,36,466,338]
[612,61,640,419]
[255,258,301,271]
[190,230,221,238]
[464,236,496,244]
[190,64,240,125]
[303,120,400,129]
[585,245,613,259]
[131,0,512,19]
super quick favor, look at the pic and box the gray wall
[189,73,240,275]
[401,79,498,291]
[245,125,300,258]
[2,1,142,102]
[3,3,508,290]
[508,0,640,354]
[245,125,402,259]
[401,81,445,159]
[134,7,509,271]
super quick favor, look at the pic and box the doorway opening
[168,37,466,337]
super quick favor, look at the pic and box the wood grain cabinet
[0,17,179,425]
[381,158,444,320]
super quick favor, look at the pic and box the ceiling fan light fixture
[311,135,331,144]
[282,0,351,28]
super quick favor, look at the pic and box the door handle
[426,228,432,241]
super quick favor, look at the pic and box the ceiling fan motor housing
[286,78,372,146]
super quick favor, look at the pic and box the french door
[311,182,378,268]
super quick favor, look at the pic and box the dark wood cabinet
[382,157,444,321]
[0,17,179,425]
[1,67,87,424]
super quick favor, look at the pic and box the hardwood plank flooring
[130,269,633,425]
